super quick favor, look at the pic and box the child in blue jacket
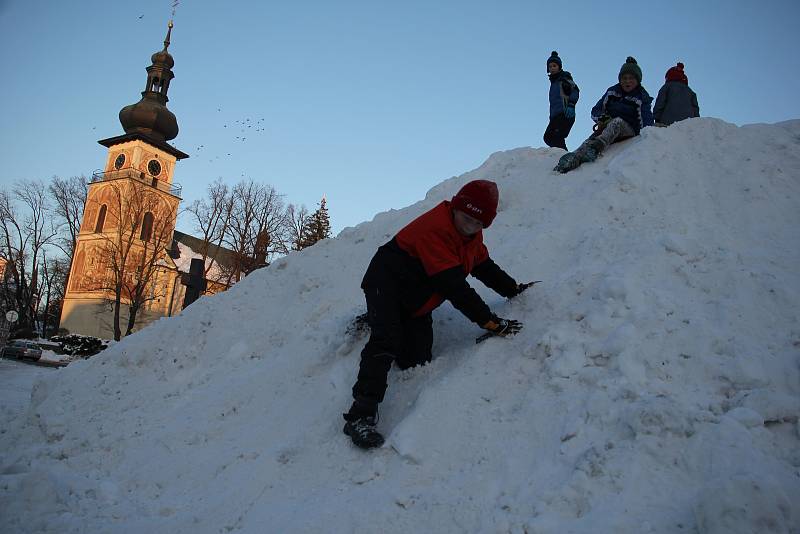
[543,51,580,150]
[555,57,654,173]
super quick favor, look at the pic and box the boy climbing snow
[555,56,654,173]
[343,180,534,449]
[653,62,699,126]
[543,51,580,150]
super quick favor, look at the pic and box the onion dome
[118,21,179,142]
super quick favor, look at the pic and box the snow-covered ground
[1,118,798,533]
[0,359,57,424]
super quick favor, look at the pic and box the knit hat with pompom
[547,50,562,71]
[665,62,688,84]
[618,56,642,83]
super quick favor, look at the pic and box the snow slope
[2,118,799,533]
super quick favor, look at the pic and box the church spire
[163,19,173,51]
[118,20,179,143]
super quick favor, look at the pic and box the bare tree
[80,180,177,340]
[49,175,88,260]
[122,221,176,337]
[183,178,320,287]
[185,177,233,278]
[285,203,310,252]
[222,179,288,284]
[48,175,88,325]
[38,252,69,338]
[0,180,59,330]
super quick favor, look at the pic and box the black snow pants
[543,113,575,150]
[345,283,433,420]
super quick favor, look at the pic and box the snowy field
[1,118,798,533]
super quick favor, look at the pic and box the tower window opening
[94,204,107,233]
[141,212,154,241]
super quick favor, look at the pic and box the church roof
[98,132,189,160]
[169,230,239,285]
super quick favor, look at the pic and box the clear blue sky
[1,0,799,235]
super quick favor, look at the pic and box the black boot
[343,398,384,449]
[343,414,385,449]
[554,152,582,173]
[554,138,605,173]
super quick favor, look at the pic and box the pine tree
[297,197,331,249]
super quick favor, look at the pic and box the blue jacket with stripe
[590,83,654,134]
[549,71,579,118]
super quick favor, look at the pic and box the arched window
[140,212,154,241]
[70,249,85,291]
[94,205,107,233]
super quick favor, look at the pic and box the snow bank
[1,118,799,533]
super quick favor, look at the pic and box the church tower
[60,21,189,340]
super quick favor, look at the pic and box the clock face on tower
[114,153,125,170]
[147,159,162,177]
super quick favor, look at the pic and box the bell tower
[60,21,189,339]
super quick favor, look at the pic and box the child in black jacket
[343,180,532,449]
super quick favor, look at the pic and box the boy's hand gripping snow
[476,317,523,343]
[513,280,541,296]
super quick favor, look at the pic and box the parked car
[1,340,43,361]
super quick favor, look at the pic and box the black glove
[593,114,612,132]
[481,317,523,337]
[513,281,541,297]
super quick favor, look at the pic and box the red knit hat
[665,62,688,84]
[451,180,499,228]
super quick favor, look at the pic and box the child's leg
[594,118,636,148]
[543,115,574,150]
[346,285,404,420]
[396,313,433,370]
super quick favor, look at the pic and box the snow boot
[554,152,582,173]
[343,415,384,449]
[554,138,605,173]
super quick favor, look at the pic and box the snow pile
[1,118,799,533]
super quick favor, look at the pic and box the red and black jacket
[361,201,518,325]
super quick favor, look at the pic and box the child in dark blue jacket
[543,51,579,150]
[555,57,654,173]
[653,62,699,126]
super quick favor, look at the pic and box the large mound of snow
[2,118,799,533]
